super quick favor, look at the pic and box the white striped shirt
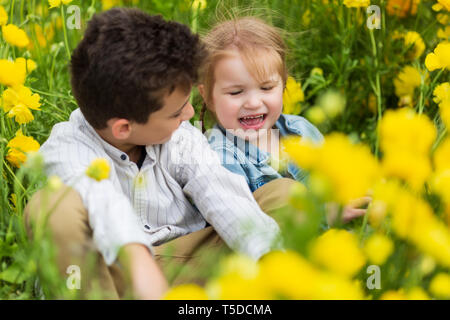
[39,109,281,265]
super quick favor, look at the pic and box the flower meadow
[0,0,449,300]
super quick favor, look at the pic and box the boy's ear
[110,118,132,140]
[198,84,206,100]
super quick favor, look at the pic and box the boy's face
[129,86,195,145]
[210,50,284,142]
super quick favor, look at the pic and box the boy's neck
[95,129,144,164]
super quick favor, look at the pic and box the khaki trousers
[24,178,298,299]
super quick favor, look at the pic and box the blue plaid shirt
[207,114,324,192]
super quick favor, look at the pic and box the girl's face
[210,50,284,142]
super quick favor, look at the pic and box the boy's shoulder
[277,113,324,143]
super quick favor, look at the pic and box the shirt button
[144,225,150,230]
[120,154,127,161]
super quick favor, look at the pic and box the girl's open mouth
[238,114,267,130]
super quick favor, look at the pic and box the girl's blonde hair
[199,17,288,128]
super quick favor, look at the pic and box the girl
[198,17,370,224]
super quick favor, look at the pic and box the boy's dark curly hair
[70,8,206,129]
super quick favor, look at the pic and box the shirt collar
[215,124,271,165]
[70,108,155,163]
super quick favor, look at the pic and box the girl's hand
[326,196,372,226]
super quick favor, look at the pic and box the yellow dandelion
[429,273,450,299]
[2,85,41,112]
[163,284,209,300]
[437,0,450,11]
[48,0,73,9]
[393,65,424,98]
[1,24,30,48]
[6,130,41,168]
[437,26,450,39]
[310,229,366,277]
[403,31,425,60]
[364,233,394,265]
[15,57,37,74]
[283,76,304,115]
[86,158,110,181]
[7,104,34,124]
[433,82,450,105]
[0,59,26,87]
[343,0,370,8]
[0,5,7,26]
[425,42,450,71]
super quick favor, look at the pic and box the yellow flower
[433,82,450,105]
[381,288,429,300]
[364,233,394,265]
[0,5,7,26]
[192,0,207,10]
[258,250,319,299]
[379,108,436,156]
[425,42,450,71]
[437,13,449,25]
[438,0,450,11]
[163,284,209,300]
[101,0,120,10]
[439,99,450,128]
[343,0,370,8]
[386,0,419,18]
[15,57,37,74]
[403,31,425,60]
[283,76,304,115]
[86,158,110,181]
[310,229,366,277]
[7,104,34,124]
[0,59,26,87]
[284,133,380,204]
[310,67,323,77]
[437,26,450,39]
[433,138,450,172]
[380,289,407,300]
[1,24,30,48]
[379,108,437,191]
[6,130,40,168]
[393,65,424,98]
[48,0,72,8]
[2,85,42,124]
[429,273,450,299]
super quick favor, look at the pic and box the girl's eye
[229,90,242,96]
[261,86,274,91]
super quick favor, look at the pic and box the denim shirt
[206,114,324,192]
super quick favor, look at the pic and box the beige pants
[24,178,298,299]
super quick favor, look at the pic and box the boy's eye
[228,90,243,96]
[261,86,274,91]
[172,112,182,118]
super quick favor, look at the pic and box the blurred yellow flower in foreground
[433,82,450,105]
[48,0,72,8]
[381,287,430,300]
[310,229,366,277]
[1,24,30,48]
[379,109,436,189]
[425,42,450,71]
[86,158,110,181]
[437,0,450,11]
[437,26,450,39]
[0,5,7,26]
[343,0,370,8]
[283,76,304,115]
[0,59,26,87]
[164,284,209,300]
[6,130,40,168]
[429,273,450,299]
[283,133,380,204]
[364,233,394,265]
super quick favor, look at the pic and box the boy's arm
[39,127,152,266]
[174,123,282,260]
[118,243,168,299]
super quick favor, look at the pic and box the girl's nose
[244,94,263,109]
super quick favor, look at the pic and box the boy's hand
[326,196,372,226]
[119,243,169,300]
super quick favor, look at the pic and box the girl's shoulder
[277,114,324,143]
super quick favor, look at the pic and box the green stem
[432,128,448,153]
[3,159,26,193]
[60,5,71,59]
[369,28,382,158]
[10,0,15,24]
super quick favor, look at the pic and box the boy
[25,8,292,299]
